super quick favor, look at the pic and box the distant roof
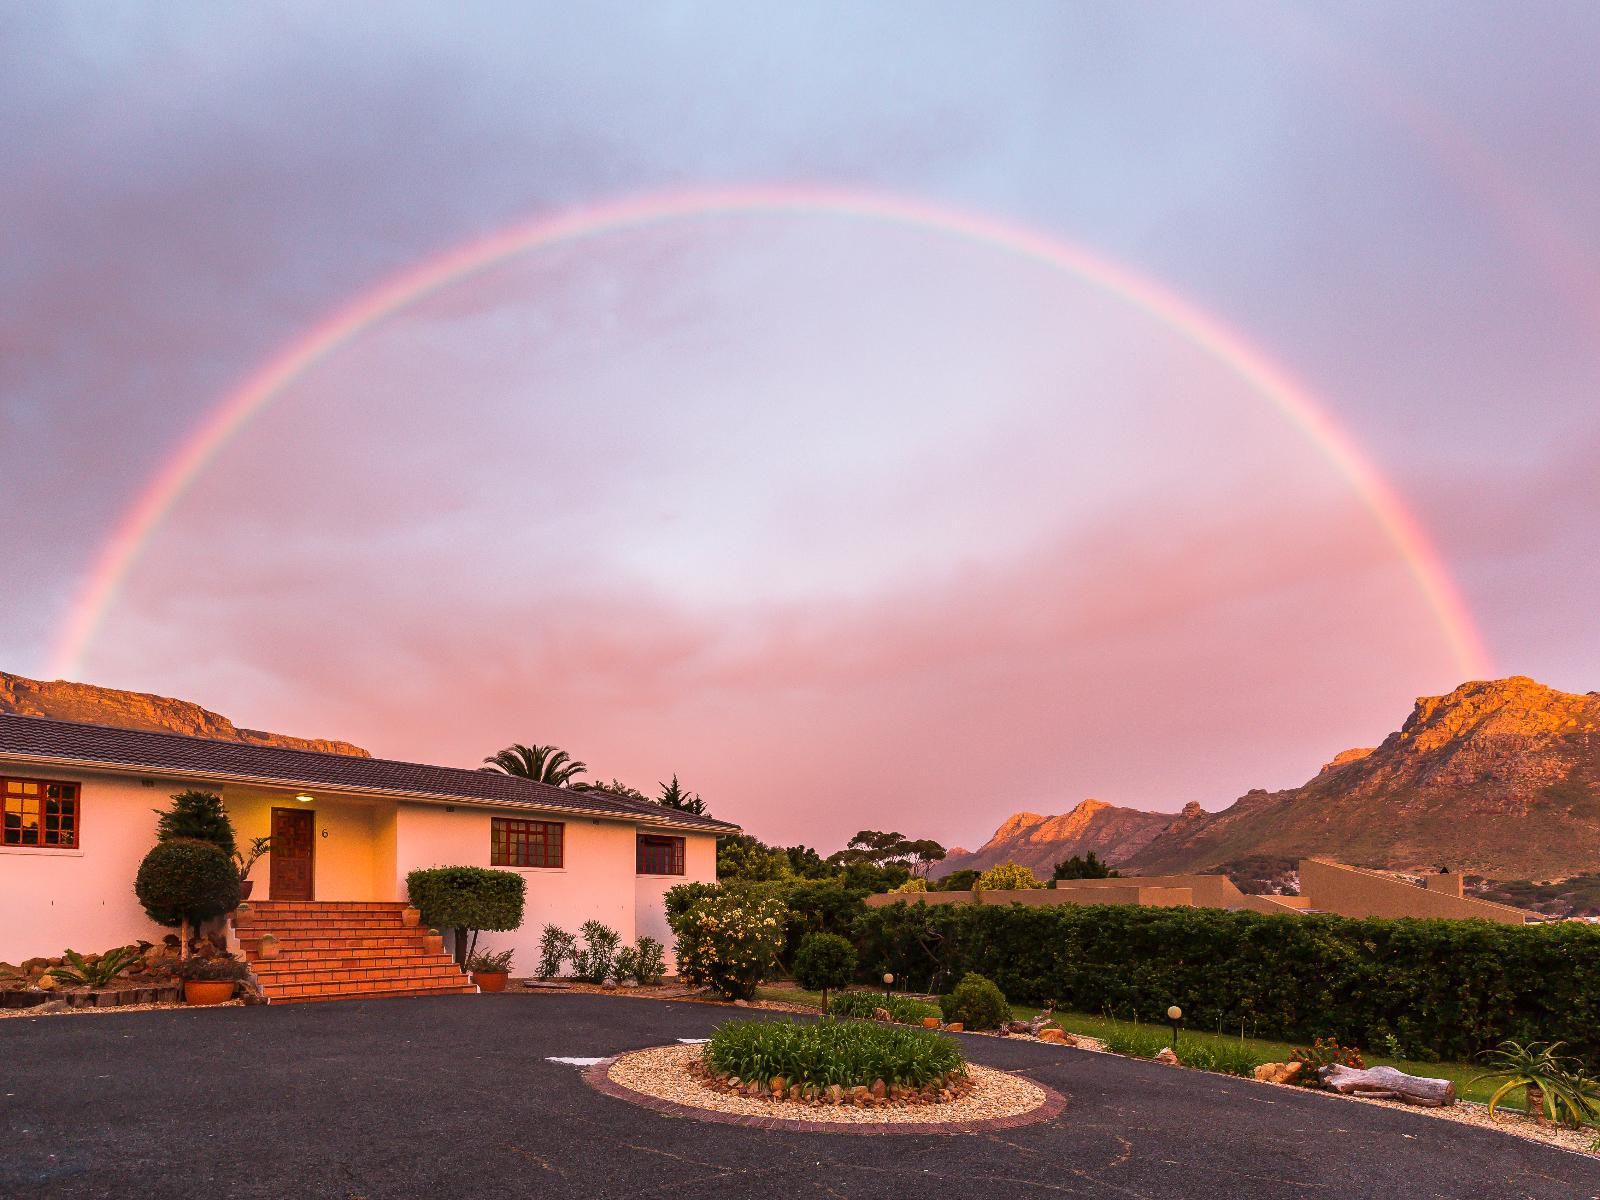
[0,713,739,834]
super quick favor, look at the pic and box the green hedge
[405,867,525,933]
[855,900,1600,1063]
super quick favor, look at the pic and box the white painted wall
[0,768,168,962]
[634,833,718,970]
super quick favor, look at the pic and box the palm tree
[481,744,588,787]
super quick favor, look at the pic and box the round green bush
[135,838,241,928]
[975,862,1044,890]
[939,971,1012,1029]
[706,1018,965,1089]
[792,932,857,1002]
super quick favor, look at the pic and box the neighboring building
[867,857,1539,924]
[0,713,735,999]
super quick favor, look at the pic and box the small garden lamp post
[883,972,895,1003]
[1167,1005,1184,1046]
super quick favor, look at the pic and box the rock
[788,1084,802,1101]
[620,979,639,988]
[869,1078,888,1099]
[769,1075,786,1095]
[850,1086,871,1104]
[1038,1028,1068,1044]
[826,1084,844,1104]
[745,1081,764,1098]
[34,974,58,991]
[1253,1061,1302,1084]
[732,999,749,1007]
[32,999,69,1013]
[1154,1047,1180,1065]
[871,1006,892,1022]
[600,980,618,991]
[19,958,49,974]
[921,1016,940,1028]
[944,1022,963,1032]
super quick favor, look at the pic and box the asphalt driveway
[3,993,1597,1199]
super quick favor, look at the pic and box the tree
[657,774,707,815]
[135,838,241,959]
[828,830,945,877]
[155,790,236,858]
[405,867,526,964]
[1053,852,1118,880]
[784,844,832,879]
[905,838,948,879]
[716,833,790,881]
[792,932,857,1012]
[481,743,587,786]
[934,868,980,891]
[572,778,648,801]
[976,861,1044,890]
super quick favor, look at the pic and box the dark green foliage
[537,924,576,978]
[939,972,1012,1029]
[656,773,707,815]
[481,743,587,786]
[1052,852,1117,880]
[793,932,857,1005]
[405,866,525,961]
[716,834,791,880]
[155,790,236,857]
[828,990,940,1023]
[664,880,721,923]
[839,861,912,893]
[857,900,1600,1062]
[466,948,515,973]
[933,868,980,891]
[135,839,241,929]
[573,919,621,984]
[705,1018,965,1088]
[174,956,250,982]
[785,844,833,878]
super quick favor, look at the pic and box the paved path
[3,993,1598,1199]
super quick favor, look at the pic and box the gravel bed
[1319,1087,1598,1158]
[602,1042,1053,1127]
[0,999,242,1020]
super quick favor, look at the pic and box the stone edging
[582,1053,1067,1136]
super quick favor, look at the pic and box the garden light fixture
[1167,1004,1183,1046]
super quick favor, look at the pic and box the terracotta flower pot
[472,970,509,993]
[239,880,255,900]
[184,980,236,1006]
[258,938,281,960]
[401,906,422,928]
[423,931,445,954]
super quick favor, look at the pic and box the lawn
[755,985,1530,1111]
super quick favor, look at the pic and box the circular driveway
[3,993,1597,1199]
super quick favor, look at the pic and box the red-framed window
[491,817,563,868]
[2,777,80,849]
[637,834,685,876]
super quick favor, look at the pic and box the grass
[755,984,1531,1110]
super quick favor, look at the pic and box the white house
[0,713,733,1001]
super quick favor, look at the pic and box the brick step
[270,984,478,1005]
[239,932,430,948]
[249,966,464,979]
[250,948,450,971]
[263,974,475,999]
[238,928,419,934]
[249,908,412,915]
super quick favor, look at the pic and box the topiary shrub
[155,790,236,858]
[669,888,785,999]
[405,866,525,963]
[135,838,241,957]
[940,971,1012,1029]
[975,862,1044,891]
[793,931,857,1011]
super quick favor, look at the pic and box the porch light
[295,793,314,803]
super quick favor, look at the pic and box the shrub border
[582,1052,1066,1136]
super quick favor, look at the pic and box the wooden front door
[270,807,315,901]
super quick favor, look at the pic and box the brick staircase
[235,901,476,1004]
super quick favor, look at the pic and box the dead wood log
[1001,1006,1056,1037]
[1320,1064,1456,1107]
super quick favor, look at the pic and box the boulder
[1038,1028,1069,1044]
[1154,1047,1180,1065]
[871,1007,892,1022]
[34,974,58,992]
[944,1022,963,1032]
[1253,1062,1303,1085]
[869,1078,888,1100]
[921,1016,940,1028]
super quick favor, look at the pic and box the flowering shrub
[669,888,786,999]
[1290,1037,1364,1085]
[891,877,928,893]
[975,862,1044,891]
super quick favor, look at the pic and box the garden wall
[856,900,1600,1062]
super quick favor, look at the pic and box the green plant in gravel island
[939,972,1012,1030]
[704,1018,967,1095]
[48,946,142,989]
[669,888,786,999]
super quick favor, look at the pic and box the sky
[4,2,1599,852]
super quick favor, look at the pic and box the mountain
[940,799,1176,877]
[0,670,369,756]
[952,677,1600,881]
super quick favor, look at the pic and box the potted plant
[232,836,271,901]
[134,838,242,959]
[257,932,281,960]
[401,905,422,928]
[176,957,250,1005]
[466,948,514,993]
[423,928,445,954]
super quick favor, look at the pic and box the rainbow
[47,184,1492,680]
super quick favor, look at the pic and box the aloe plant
[49,946,141,989]
[1470,1040,1600,1126]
